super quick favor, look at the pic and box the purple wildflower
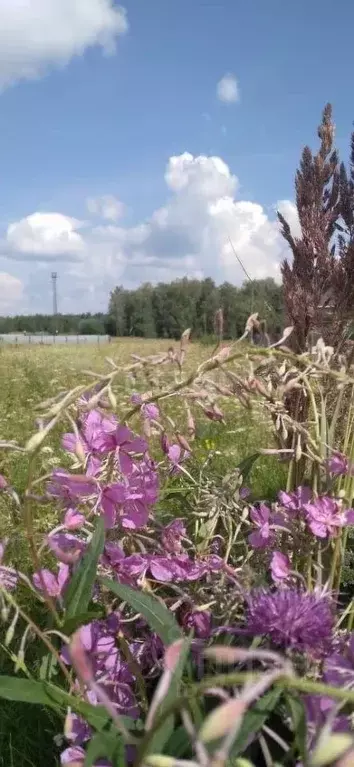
[0,474,8,490]
[130,393,142,406]
[48,470,97,503]
[61,619,139,719]
[270,551,290,582]
[167,444,190,475]
[303,496,354,538]
[325,452,354,477]
[142,402,160,421]
[64,508,85,531]
[181,608,212,638]
[278,485,312,513]
[304,694,350,752]
[61,746,111,766]
[33,563,69,598]
[323,632,354,690]
[248,504,275,549]
[161,519,186,554]
[246,587,334,654]
[47,532,86,563]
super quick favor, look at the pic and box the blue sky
[0,0,352,314]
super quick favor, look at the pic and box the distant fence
[0,334,110,346]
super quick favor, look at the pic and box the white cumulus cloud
[7,212,85,260]
[217,74,240,104]
[0,0,128,89]
[87,195,126,221]
[1,153,298,312]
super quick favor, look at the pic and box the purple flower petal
[64,508,85,530]
[271,551,290,581]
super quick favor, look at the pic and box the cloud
[1,153,298,313]
[217,74,239,104]
[0,0,128,89]
[276,199,301,238]
[6,212,85,260]
[0,272,23,313]
[87,195,126,221]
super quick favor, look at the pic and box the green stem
[134,669,354,766]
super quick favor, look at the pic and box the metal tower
[51,272,58,315]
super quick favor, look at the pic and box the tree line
[108,277,284,339]
[0,278,283,340]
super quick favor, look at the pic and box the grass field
[0,338,285,767]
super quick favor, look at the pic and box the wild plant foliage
[2,320,354,766]
[279,104,354,353]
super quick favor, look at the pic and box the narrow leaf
[100,579,182,645]
[285,693,308,763]
[146,638,191,755]
[231,687,283,757]
[0,676,135,734]
[236,452,260,482]
[62,608,105,637]
[65,516,105,619]
[84,732,121,767]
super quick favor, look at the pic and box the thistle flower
[246,587,334,654]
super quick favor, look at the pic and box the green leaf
[236,452,260,482]
[147,637,191,755]
[285,693,308,764]
[61,608,105,637]
[84,732,123,767]
[65,516,105,619]
[39,652,58,681]
[0,676,135,734]
[165,725,190,758]
[231,687,283,757]
[100,579,182,645]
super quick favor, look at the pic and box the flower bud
[199,698,247,743]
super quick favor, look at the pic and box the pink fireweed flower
[303,496,354,538]
[181,608,212,638]
[47,532,86,563]
[325,452,354,477]
[64,508,85,531]
[33,563,69,598]
[161,519,186,554]
[270,551,291,582]
[48,470,97,502]
[278,485,312,513]
[0,474,8,490]
[248,504,275,549]
[113,425,147,475]
[167,443,190,475]
[99,459,158,530]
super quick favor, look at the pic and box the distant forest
[0,277,283,340]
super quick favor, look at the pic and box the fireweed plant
[3,325,354,766]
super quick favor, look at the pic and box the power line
[227,236,254,312]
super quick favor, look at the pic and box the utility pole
[51,272,58,316]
